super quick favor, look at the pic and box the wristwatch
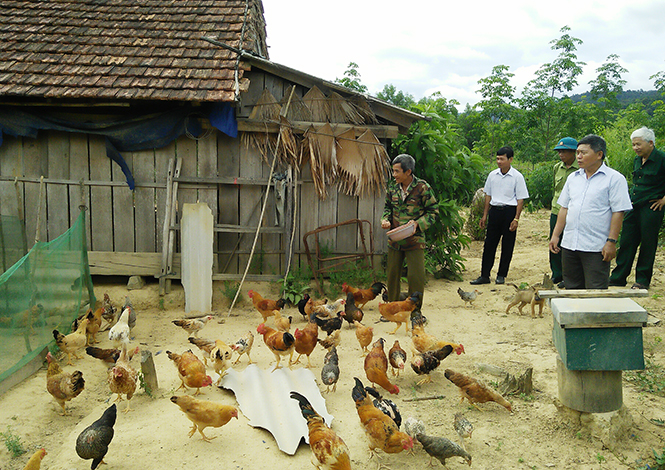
[606,238,617,243]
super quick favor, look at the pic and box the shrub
[524,161,554,212]
[465,188,487,241]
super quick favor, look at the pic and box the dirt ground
[2,208,665,470]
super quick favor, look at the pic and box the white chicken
[108,307,131,347]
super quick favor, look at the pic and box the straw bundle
[349,95,378,124]
[328,92,365,125]
[302,123,337,199]
[356,129,390,196]
[277,115,300,166]
[302,85,330,123]
[335,127,363,196]
[280,85,311,122]
[248,88,281,121]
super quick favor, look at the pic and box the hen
[354,320,373,355]
[230,331,254,365]
[364,338,399,395]
[170,395,238,442]
[248,290,286,322]
[454,412,473,449]
[187,336,216,365]
[302,294,328,318]
[210,340,234,385]
[273,309,293,332]
[310,298,346,319]
[75,404,116,470]
[313,311,344,336]
[317,329,341,350]
[444,369,512,412]
[46,352,85,415]
[457,287,481,307]
[291,320,318,368]
[22,448,47,470]
[378,292,421,334]
[101,293,116,329]
[290,391,351,470]
[351,377,413,464]
[411,323,465,356]
[411,345,454,385]
[415,432,472,467]
[108,307,131,348]
[365,386,402,428]
[53,318,89,365]
[86,345,138,365]
[342,281,386,309]
[73,308,103,345]
[257,323,295,371]
[388,340,407,377]
[321,346,340,393]
[341,292,363,326]
[123,295,136,330]
[172,314,213,337]
[167,350,213,395]
[107,344,138,412]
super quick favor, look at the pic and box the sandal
[631,283,648,290]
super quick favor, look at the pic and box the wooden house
[0,0,424,287]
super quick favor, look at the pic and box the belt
[490,205,515,210]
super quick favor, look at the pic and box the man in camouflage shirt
[381,154,439,302]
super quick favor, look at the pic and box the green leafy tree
[376,84,416,109]
[334,62,368,93]
[589,54,628,124]
[475,65,517,156]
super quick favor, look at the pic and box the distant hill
[570,89,661,108]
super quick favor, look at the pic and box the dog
[505,283,545,318]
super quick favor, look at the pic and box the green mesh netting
[0,210,95,383]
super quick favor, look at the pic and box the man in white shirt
[471,146,529,285]
[549,134,632,289]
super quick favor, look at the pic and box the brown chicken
[170,395,238,441]
[388,340,407,377]
[317,329,341,350]
[354,320,373,355]
[411,345,454,385]
[310,298,346,319]
[341,292,363,326]
[230,331,254,365]
[290,391,351,469]
[76,404,116,470]
[46,352,84,415]
[22,448,47,470]
[444,369,512,412]
[73,308,103,345]
[352,377,413,464]
[378,292,421,334]
[101,293,116,329]
[167,350,213,395]
[53,317,89,365]
[248,290,286,322]
[342,281,386,309]
[107,344,138,412]
[210,340,233,385]
[411,324,465,356]
[172,314,213,337]
[364,338,399,395]
[256,323,295,371]
[86,345,138,365]
[187,336,216,365]
[300,294,327,319]
[273,309,292,332]
[291,320,318,368]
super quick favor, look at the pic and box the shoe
[557,281,565,289]
[496,276,505,285]
[551,277,563,284]
[609,280,625,287]
[470,276,490,285]
[631,283,648,290]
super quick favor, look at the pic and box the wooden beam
[236,118,400,139]
[539,289,650,299]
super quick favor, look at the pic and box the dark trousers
[610,205,665,287]
[549,213,563,281]
[481,205,517,278]
[562,248,609,289]
[386,247,426,302]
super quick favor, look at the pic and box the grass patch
[0,426,26,458]
[219,281,242,305]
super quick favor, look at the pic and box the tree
[334,62,368,93]
[589,54,628,123]
[475,65,517,156]
[376,84,415,109]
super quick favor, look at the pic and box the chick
[415,432,472,467]
[454,412,473,449]
[457,287,481,307]
[321,346,340,393]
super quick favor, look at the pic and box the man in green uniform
[610,127,665,289]
[381,154,439,302]
[550,137,579,288]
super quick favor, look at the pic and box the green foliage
[625,357,665,396]
[0,426,26,458]
[522,161,554,211]
[138,371,153,398]
[219,281,242,304]
[465,189,486,241]
[280,266,312,306]
[324,262,380,299]
[377,84,416,109]
[334,62,368,93]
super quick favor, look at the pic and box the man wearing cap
[381,154,439,302]
[470,146,529,285]
[609,127,665,290]
[549,137,579,288]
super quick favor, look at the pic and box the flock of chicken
[33,281,514,470]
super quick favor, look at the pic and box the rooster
[411,345,454,385]
[256,323,295,372]
[411,323,465,356]
[248,290,286,322]
[291,320,318,368]
[312,311,343,336]
[340,292,363,326]
[365,386,402,428]
[342,281,386,309]
[364,338,399,395]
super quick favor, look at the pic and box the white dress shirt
[483,166,529,206]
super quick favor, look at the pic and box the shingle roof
[0,0,267,102]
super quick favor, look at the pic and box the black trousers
[562,248,609,289]
[481,205,517,278]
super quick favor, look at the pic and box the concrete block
[140,350,158,394]
[181,203,213,313]
[127,275,145,290]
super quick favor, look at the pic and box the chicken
[230,331,254,365]
[107,344,138,412]
[365,386,402,428]
[170,395,238,442]
[86,346,138,365]
[108,307,130,348]
[22,448,47,470]
[256,323,296,372]
[378,292,421,334]
[210,340,233,385]
[101,293,116,329]
[46,352,84,415]
[415,432,472,467]
[291,321,318,368]
[321,346,340,393]
[273,309,293,332]
[167,350,213,395]
[73,308,103,345]
[290,391,351,470]
[411,324,465,356]
[411,345,454,385]
[457,287,481,307]
[123,295,136,330]
[310,297,346,319]
[313,311,343,336]
[342,281,386,309]
[403,417,426,440]
[410,308,428,328]
[53,318,89,365]
[75,404,116,470]
[364,338,399,395]
[354,320,374,355]
[382,290,410,303]
[444,369,512,412]
[248,289,286,322]
[172,314,213,337]
[340,292,363,326]
[351,377,413,464]
[388,340,407,377]
[317,329,341,350]
[454,412,473,449]
[303,295,328,317]
[187,336,216,365]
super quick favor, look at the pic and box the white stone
[181,203,213,313]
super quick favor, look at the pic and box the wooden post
[140,350,159,393]
[159,158,175,296]
[165,158,183,294]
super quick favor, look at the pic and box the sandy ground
[2,208,665,470]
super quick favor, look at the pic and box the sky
[262,0,665,110]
